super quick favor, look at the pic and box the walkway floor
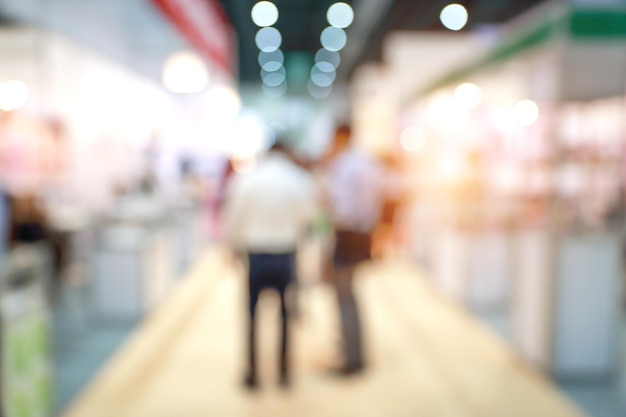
[61,249,586,417]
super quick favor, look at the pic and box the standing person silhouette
[223,139,318,389]
[325,124,386,375]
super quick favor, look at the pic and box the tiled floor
[58,250,586,417]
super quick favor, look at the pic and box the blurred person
[324,124,387,376]
[223,139,318,389]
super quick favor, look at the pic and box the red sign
[151,0,235,76]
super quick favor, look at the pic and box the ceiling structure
[218,0,548,85]
[0,0,548,93]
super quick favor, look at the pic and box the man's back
[224,152,317,253]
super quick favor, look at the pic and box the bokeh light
[400,126,426,153]
[440,4,468,31]
[162,52,209,93]
[321,27,347,52]
[327,2,354,29]
[0,80,29,111]
[251,1,279,27]
[514,99,539,126]
[256,27,282,52]
[454,83,482,109]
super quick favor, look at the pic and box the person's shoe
[329,363,365,377]
[278,372,292,389]
[243,374,259,391]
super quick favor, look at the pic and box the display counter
[514,229,623,379]
[91,195,175,321]
[0,243,53,417]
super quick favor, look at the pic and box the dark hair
[270,135,291,153]
[336,124,351,136]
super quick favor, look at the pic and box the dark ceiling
[218,0,546,85]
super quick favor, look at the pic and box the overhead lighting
[454,82,481,109]
[514,99,539,126]
[315,49,341,69]
[258,49,284,71]
[261,65,286,80]
[440,4,468,31]
[327,2,354,28]
[320,27,347,52]
[308,80,332,99]
[0,80,29,111]
[262,71,286,87]
[400,126,426,153]
[311,72,333,88]
[255,27,282,52]
[162,51,209,93]
[204,85,241,121]
[251,1,279,27]
[263,82,287,98]
[312,65,336,83]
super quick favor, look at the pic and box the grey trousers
[333,266,364,369]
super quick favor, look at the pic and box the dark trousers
[247,252,295,381]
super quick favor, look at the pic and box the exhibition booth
[397,3,626,380]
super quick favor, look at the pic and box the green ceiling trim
[419,7,626,97]
[570,9,626,38]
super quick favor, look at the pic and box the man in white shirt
[325,124,386,375]
[224,140,317,389]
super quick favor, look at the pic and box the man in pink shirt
[325,124,386,375]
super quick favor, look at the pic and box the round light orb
[454,82,481,109]
[258,49,284,71]
[251,1,279,27]
[315,49,341,69]
[440,4,468,31]
[321,27,347,52]
[204,85,241,120]
[256,27,282,52]
[311,73,333,88]
[162,51,209,93]
[261,65,286,79]
[263,81,287,98]
[308,80,332,99]
[327,2,354,28]
[0,80,29,111]
[514,99,539,126]
[400,127,426,153]
[312,65,336,83]
[262,71,286,87]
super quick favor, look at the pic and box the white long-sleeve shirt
[224,152,318,253]
[326,148,386,231]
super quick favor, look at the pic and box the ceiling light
[162,52,209,93]
[440,4,468,31]
[514,99,539,126]
[204,85,241,121]
[311,72,333,88]
[256,27,282,52]
[308,80,332,99]
[454,82,481,109]
[315,49,341,69]
[327,2,354,28]
[320,27,347,52]
[261,65,286,80]
[312,65,336,83]
[262,71,286,87]
[251,1,279,27]
[258,49,284,71]
[0,80,29,111]
[263,82,287,98]
[400,127,426,153]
